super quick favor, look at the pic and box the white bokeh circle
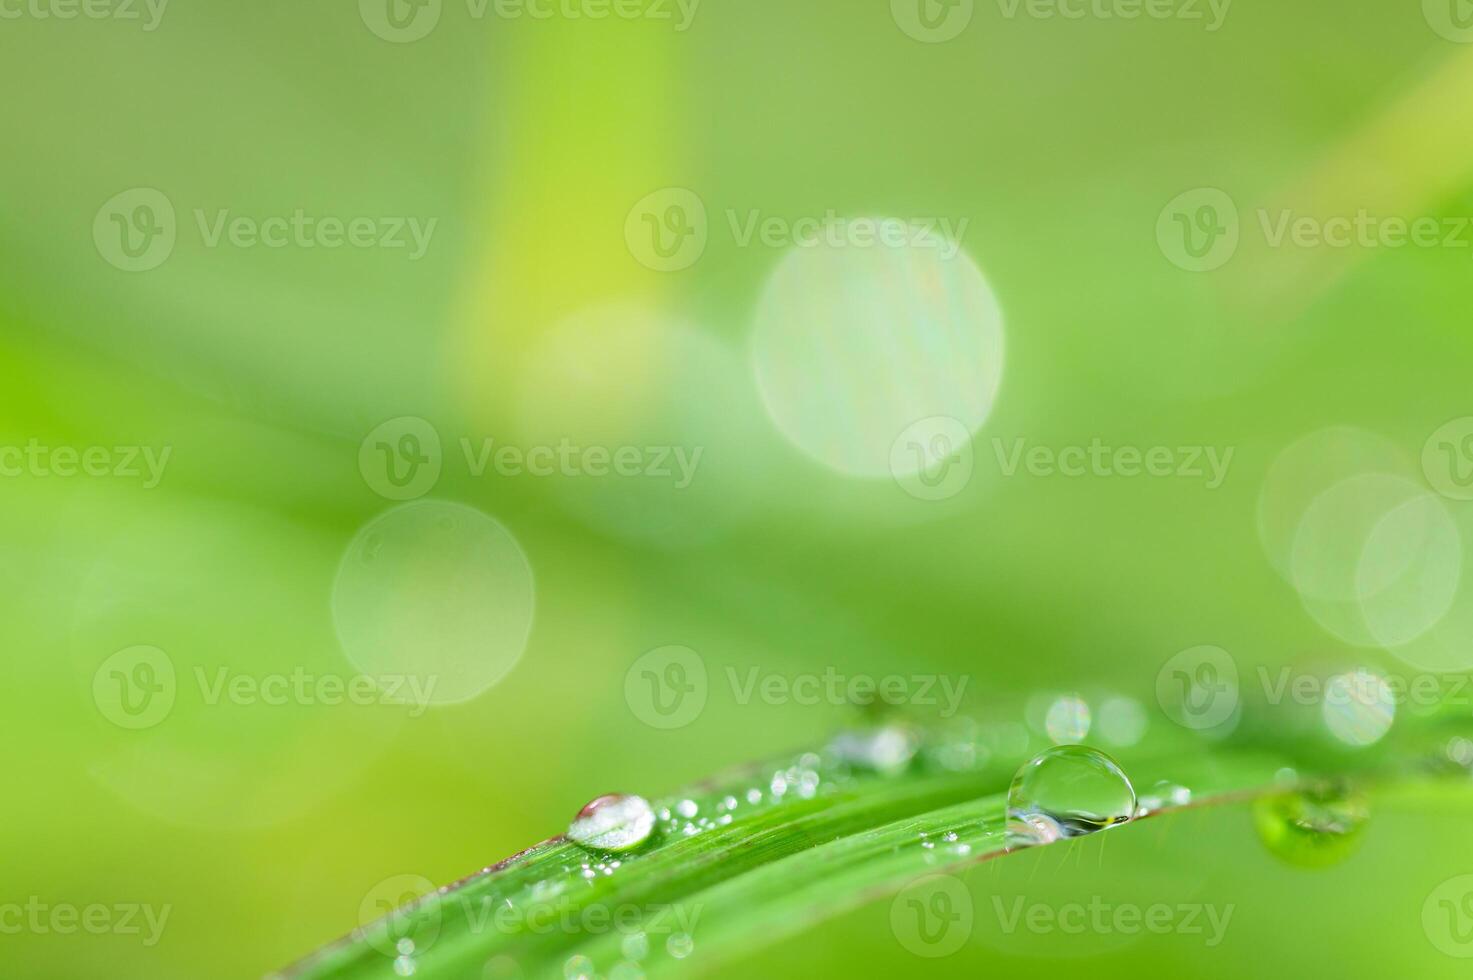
[750,218,1004,479]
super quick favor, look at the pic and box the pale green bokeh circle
[333,500,535,705]
[750,218,1004,479]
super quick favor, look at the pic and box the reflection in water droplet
[1322,669,1395,747]
[1253,785,1369,869]
[1044,694,1091,744]
[1006,745,1135,846]
[563,954,594,980]
[567,795,656,853]
[666,933,694,959]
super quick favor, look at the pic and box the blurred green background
[4,0,1473,976]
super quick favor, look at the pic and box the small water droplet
[666,932,694,959]
[675,799,698,818]
[830,725,918,775]
[1253,784,1369,869]
[1136,781,1192,816]
[567,795,656,853]
[393,955,416,977]
[1006,745,1135,846]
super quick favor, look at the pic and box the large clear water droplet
[1006,745,1136,845]
[1253,784,1368,868]
[567,794,656,852]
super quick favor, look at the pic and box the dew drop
[1135,781,1192,817]
[1253,784,1369,869]
[1006,745,1136,845]
[567,795,656,853]
[829,725,918,775]
[1446,737,1473,771]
